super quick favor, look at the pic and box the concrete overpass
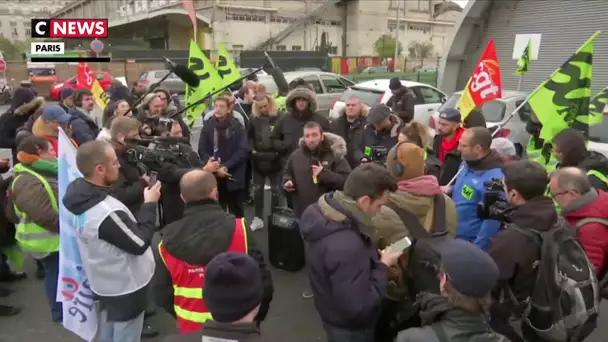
[439,0,608,95]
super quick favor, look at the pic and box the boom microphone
[163,57,200,88]
[263,52,289,96]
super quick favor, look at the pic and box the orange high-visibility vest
[158,218,248,333]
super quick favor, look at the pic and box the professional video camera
[364,146,389,165]
[125,136,199,171]
[476,178,510,222]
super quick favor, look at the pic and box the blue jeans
[323,322,375,342]
[40,252,62,322]
[98,309,144,342]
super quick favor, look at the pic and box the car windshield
[589,113,608,143]
[438,93,506,122]
[339,87,384,105]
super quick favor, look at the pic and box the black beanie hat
[204,252,263,322]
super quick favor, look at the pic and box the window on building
[232,44,244,50]
[292,45,302,51]
[276,45,286,51]
[413,0,430,12]
[328,46,338,54]
[387,21,405,31]
[9,21,17,27]
[11,29,19,39]
[408,24,432,34]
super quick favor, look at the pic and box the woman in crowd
[398,121,442,180]
[98,100,132,141]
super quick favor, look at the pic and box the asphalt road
[0,104,606,341]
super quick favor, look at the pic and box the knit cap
[204,252,263,322]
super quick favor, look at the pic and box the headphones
[391,141,407,177]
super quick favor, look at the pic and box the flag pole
[517,74,524,92]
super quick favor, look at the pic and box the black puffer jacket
[354,115,401,163]
[554,128,608,191]
[395,293,508,342]
[0,91,44,164]
[248,97,282,174]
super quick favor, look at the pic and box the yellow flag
[216,43,241,88]
[586,87,608,125]
[91,79,109,110]
[528,31,600,141]
[184,40,224,126]
[515,39,532,75]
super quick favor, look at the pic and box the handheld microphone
[163,57,200,88]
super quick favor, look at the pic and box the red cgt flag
[457,39,503,120]
[77,61,94,90]
[182,0,198,42]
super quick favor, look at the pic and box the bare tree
[408,41,435,69]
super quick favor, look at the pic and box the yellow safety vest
[526,137,545,166]
[587,169,608,185]
[12,164,60,253]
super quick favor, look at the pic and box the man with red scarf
[432,108,466,185]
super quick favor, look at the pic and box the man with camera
[356,104,401,165]
[487,161,559,342]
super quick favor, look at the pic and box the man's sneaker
[0,305,20,317]
[251,217,264,231]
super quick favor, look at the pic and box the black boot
[141,321,159,338]
[0,271,27,282]
[35,260,45,279]
[0,305,20,316]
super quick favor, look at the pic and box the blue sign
[90,39,104,54]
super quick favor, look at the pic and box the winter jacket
[203,109,249,129]
[14,102,44,148]
[283,133,351,217]
[163,321,267,342]
[0,94,44,165]
[452,150,504,250]
[248,97,282,174]
[153,199,273,322]
[300,191,388,330]
[198,116,250,191]
[68,107,100,145]
[386,86,416,123]
[431,127,465,186]
[9,158,59,233]
[330,108,368,168]
[395,293,508,342]
[355,115,402,163]
[563,189,608,275]
[271,87,331,164]
[488,196,558,341]
[578,151,608,191]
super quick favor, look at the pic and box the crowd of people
[0,73,605,342]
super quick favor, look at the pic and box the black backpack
[508,218,599,342]
[575,217,608,299]
[383,194,452,325]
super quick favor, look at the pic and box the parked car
[360,66,389,74]
[329,79,446,125]
[50,70,113,100]
[239,68,268,77]
[430,90,531,156]
[139,70,187,95]
[257,71,357,115]
[589,111,608,158]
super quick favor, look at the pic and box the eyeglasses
[550,190,574,198]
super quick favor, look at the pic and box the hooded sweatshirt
[452,150,504,250]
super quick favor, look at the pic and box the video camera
[364,146,389,165]
[125,136,197,170]
[476,178,510,222]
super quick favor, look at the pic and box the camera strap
[385,194,447,240]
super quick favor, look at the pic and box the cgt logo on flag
[457,39,503,120]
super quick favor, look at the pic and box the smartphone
[148,171,158,188]
[387,236,412,253]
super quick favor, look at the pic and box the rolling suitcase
[267,206,305,272]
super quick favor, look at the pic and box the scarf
[439,127,464,163]
[215,117,232,162]
[16,152,58,175]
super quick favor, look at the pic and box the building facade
[50,0,461,57]
[440,0,608,95]
[0,0,72,41]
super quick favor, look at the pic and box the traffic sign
[0,59,6,72]
[90,39,104,54]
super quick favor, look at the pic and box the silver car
[139,70,186,94]
[257,71,357,116]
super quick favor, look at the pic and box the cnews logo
[31,19,108,38]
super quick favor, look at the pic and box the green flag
[515,39,532,75]
[216,43,241,88]
[528,31,601,141]
[184,40,224,126]
[585,87,608,125]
